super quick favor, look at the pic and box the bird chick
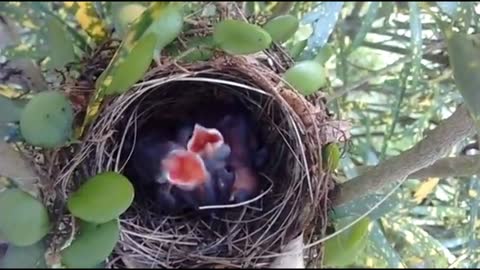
[215,113,261,204]
[187,100,268,204]
[182,123,235,208]
[124,126,191,215]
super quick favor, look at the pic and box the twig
[333,104,476,207]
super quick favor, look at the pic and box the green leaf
[288,39,307,59]
[62,2,108,44]
[409,206,467,220]
[0,143,42,197]
[0,188,50,247]
[67,172,134,224]
[324,217,372,267]
[0,3,44,30]
[31,2,91,53]
[377,2,394,21]
[314,44,334,64]
[96,2,183,95]
[445,31,480,119]
[2,43,46,61]
[100,33,157,96]
[178,47,214,63]
[213,19,272,55]
[0,96,27,124]
[331,185,406,221]
[200,3,217,17]
[139,3,184,54]
[299,2,344,60]
[111,2,147,37]
[323,143,341,171]
[456,2,474,33]
[408,2,422,87]
[382,217,454,267]
[436,2,460,18]
[283,60,327,96]
[19,91,74,148]
[380,66,409,159]
[339,155,360,179]
[346,2,380,54]
[368,221,406,268]
[0,241,47,268]
[176,36,215,62]
[43,18,76,70]
[61,219,120,268]
[263,14,299,43]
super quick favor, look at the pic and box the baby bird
[125,121,234,215]
[188,99,268,204]
[216,113,261,203]
[185,123,236,205]
[123,123,196,214]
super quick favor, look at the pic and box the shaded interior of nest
[51,57,332,268]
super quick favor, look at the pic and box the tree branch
[333,105,476,207]
[356,155,480,180]
[410,155,480,179]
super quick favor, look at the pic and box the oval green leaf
[323,217,371,267]
[0,188,50,247]
[179,48,214,62]
[19,91,74,148]
[283,60,327,96]
[178,36,216,62]
[369,221,406,268]
[111,2,147,37]
[287,39,307,59]
[322,143,341,171]
[263,14,299,43]
[142,3,184,54]
[67,172,134,223]
[44,17,76,70]
[0,241,47,268]
[213,19,272,55]
[101,33,157,96]
[61,219,120,268]
[446,32,480,119]
[314,44,334,64]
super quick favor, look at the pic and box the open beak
[162,149,208,190]
[187,124,225,156]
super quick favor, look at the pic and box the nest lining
[39,54,338,268]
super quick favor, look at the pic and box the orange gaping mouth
[187,124,224,154]
[163,150,208,187]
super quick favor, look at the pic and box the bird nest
[32,40,349,268]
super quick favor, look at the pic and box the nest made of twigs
[32,41,349,268]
